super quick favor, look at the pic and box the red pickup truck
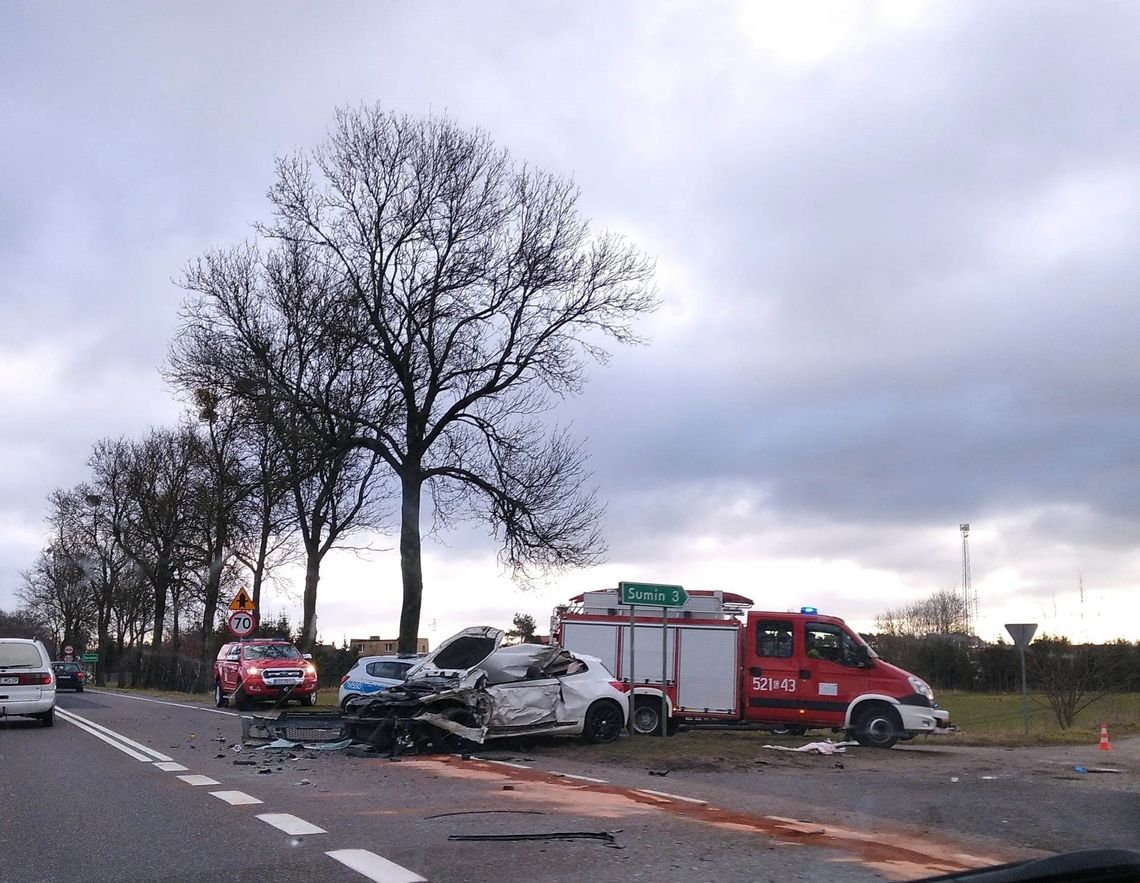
[213,639,318,708]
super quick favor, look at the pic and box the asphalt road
[2,690,1135,882]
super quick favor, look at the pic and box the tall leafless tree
[91,429,199,686]
[178,106,657,652]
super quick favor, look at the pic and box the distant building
[350,635,430,656]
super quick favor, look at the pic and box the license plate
[0,676,18,685]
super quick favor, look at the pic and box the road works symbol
[228,587,254,611]
[228,610,256,638]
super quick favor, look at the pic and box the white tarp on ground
[761,740,858,755]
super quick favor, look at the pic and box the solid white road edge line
[55,710,153,762]
[85,688,238,717]
[326,849,427,883]
[484,760,530,769]
[55,708,174,761]
[177,774,220,786]
[256,813,327,836]
[635,788,708,805]
[551,772,609,783]
[210,790,264,806]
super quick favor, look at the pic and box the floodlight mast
[960,523,973,636]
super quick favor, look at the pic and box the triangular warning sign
[228,587,255,611]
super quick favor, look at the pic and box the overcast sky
[3,1,1138,646]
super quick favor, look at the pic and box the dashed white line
[153,761,190,772]
[210,790,264,806]
[551,771,608,783]
[177,774,220,786]
[327,849,426,883]
[256,813,327,836]
[636,788,708,805]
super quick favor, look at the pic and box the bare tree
[91,430,199,687]
[173,237,396,651]
[179,106,657,652]
[874,588,968,637]
[1030,636,1120,729]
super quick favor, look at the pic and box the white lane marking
[210,790,264,806]
[635,788,708,805]
[551,772,608,783]
[177,774,220,786]
[326,849,426,883]
[153,761,190,772]
[85,688,239,717]
[56,710,153,762]
[256,813,327,836]
[55,708,174,761]
[484,760,530,769]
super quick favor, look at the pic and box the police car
[337,654,421,708]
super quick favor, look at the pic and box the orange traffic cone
[1098,722,1112,751]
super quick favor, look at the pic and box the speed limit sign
[228,610,257,637]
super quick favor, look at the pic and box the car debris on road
[761,739,859,755]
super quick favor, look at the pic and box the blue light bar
[800,606,818,615]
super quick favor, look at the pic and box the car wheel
[39,707,55,727]
[582,699,624,743]
[214,681,228,708]
[340,693,360,711]
[76,685,84,693]
[854,704,901,749]
[303,691,318,707]
[632,697,664,736]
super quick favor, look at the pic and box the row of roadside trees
[8,104,657,691]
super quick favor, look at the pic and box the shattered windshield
[242,644,302,661]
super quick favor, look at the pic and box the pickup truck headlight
[908,675,934,701]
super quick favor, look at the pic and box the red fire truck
[552,589,951,748]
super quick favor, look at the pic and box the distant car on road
[0,638,56,726]
[51,661,86,692]
[213,639,318,709]
[338,655,420,709]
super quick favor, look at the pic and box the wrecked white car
[341,626,629,752]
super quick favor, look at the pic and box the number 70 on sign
[228,610,257,637]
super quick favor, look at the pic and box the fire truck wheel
[854,704,901,749]
[632,697,665,736]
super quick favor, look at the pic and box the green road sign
[619,581,688,607]
[81,653,98,662]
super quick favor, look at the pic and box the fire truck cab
[552,589,951,748]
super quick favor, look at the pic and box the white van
[0,638,57,726]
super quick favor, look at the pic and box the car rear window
[0,643,44,668]
[53,662,81,673]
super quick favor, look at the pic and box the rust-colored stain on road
[408,755,1024,881]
